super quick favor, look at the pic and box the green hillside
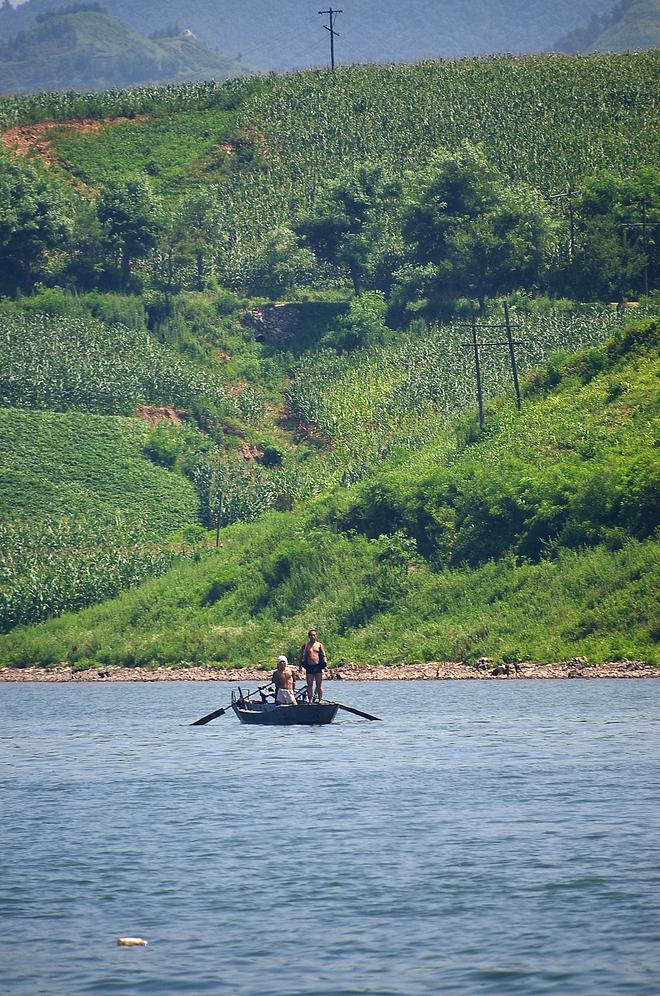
[0,0,623,69]
[1,318,656,668]
[7,53,656,281]
[0,53,657,664]
[0,7,249,95]
[556,0,660,53]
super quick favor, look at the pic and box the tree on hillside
[98,177,165,288]
[398,144,555,315]
[249,226,315,299]
[176,188,223,291]
[297,163,401,296]
[0,154,72,292]
[563,168,659,301]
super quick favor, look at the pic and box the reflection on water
[1,680,659,995]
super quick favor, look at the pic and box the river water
[1,679,659,995]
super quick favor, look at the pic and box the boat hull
[232,701,339,726]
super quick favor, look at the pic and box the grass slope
[0,0,620,69]
[2,320,656,668]
[0,10,248,94]
[48,106,237,198]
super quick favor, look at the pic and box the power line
[318,7,342,71]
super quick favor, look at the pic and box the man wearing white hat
[272,654,298,705]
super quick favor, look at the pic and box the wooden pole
[471,310,484,429]
[319,8,342,71]
[504,301,522,411]
[215,493,223,548]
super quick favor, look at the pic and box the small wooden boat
[231,690,339,726]
[190,683,380,727]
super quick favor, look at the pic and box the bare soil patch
[135,405,186,428]
[2,115,148,168]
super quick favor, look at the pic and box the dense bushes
[330,318,659,566]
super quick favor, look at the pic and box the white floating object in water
[118,937,148,947]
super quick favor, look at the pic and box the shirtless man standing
[299,629,328,704]
[272,655,297,705]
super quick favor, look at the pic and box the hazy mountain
[0,6,250,93]
[555,0,660,52]
[0,0,623,70]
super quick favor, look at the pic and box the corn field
[0,517,203,632]
[217,53,660,280]
[0,77,254,131]
[0,314,237,417]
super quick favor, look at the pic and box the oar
[333,701,382,722]
[190,681,274,726]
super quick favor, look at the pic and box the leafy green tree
[400,144,555,314]
[250,226,315,299]
[297,163,401,295]
[0,154,72,292]
[563,168,659,301]
[177,188,223,291]
[97,177,165,288]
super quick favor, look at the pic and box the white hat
[277,655,288,664]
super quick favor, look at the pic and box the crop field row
[217,54,660,278]
[0,518,199,633]
[0,407,202,631]
[0,407,200,530]
[0,76,255,131]
[0,314,237,417]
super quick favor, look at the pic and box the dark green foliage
[0,152,73,292]
[297,164,401,296]
[97,177,165,287]
[399,145,555,315]
[559,168,660,301]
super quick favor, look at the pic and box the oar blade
[190,705,229,726]
[335,702,382,722]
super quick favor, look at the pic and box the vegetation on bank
[1,318,657,667]
[0,56,657,661]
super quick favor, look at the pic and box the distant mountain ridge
[555,0,660,52]
[0,5,249,94]
[0,0,623,70]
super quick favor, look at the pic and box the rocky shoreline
[0,659,657,682]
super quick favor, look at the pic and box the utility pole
[504,301,522,410]
[620,197,659,298]
[470,310,484,429]
[215,493,223,549]
[550,189,578,262]
[459,303,526,426]
[319,7,342,71]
